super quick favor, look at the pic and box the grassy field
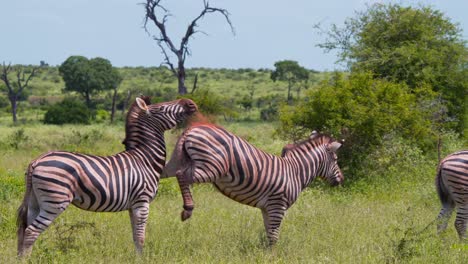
[0,121,467,263]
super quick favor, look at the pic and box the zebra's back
[31,150,152,213]
[184,124,293,208]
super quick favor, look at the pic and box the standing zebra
[436,150,468,240]
[162,123,344,245]
[17,97,197,257]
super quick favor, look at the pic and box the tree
[0,62,39,123]
[59,56,122,109]
[316,3,467,132]
[271,60,309,105]
[143,0,234,95]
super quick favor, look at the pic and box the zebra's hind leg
[129,203,150,254]
[454,206,468,241]
[437,200,455,233]
[19,199,71,257]
[17,193,39,257]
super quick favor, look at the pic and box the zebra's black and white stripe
[163,123,344,245]
[17,97,197,257]
[436,150,468,240]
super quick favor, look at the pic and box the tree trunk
[110,88,118,123]
[122,90,132,117]
[191,73,198,94]
[287,79,292,105]
[178,62,188,95]
[10,97,18,123]
[85,92,91,108]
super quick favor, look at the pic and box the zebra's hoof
[181,210,192,221]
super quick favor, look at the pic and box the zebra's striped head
[321,139,344,186]
[123,97,198,149]
[135,97,198,130]
[282,131,344,186]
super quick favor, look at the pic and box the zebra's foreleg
[455,206,468,241]
[176,168,194,221]
[129,204,150,254]
[263,204,287,246]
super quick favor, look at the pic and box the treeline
[0,62,322,124]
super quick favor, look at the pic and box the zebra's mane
[122,96,152,150]
[281,133,333,157]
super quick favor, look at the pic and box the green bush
[182,89,238,118]
[260,106,278,121]
[44,98,91,125]
[277,72,435,174]
[94,109,110,123]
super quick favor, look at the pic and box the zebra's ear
[309,130,318,139]
[328,141,342,152]
[136,97,150,115]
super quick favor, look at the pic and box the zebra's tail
[17,161,35,256]
[162,130,190,179]
[435,161,452,207]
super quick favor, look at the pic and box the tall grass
[0,122,467,263]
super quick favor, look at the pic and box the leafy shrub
[260,106,278,121]
[0,95,9,108]
[7,128,29,149]
[44,98,91,125]
[239,96,253,111]
[182,89,225,115]
[277,72,435,174]
[94,109,110,123]
[69,129,104,146]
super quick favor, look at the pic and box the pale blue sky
[1,0,466,71]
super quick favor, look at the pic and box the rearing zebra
[163,123,344,245]
[436,150,468,240]
[17,97,197,257]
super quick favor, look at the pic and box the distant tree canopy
[317,3,467,132]
[271,60,309,104]
[59,56,122,108]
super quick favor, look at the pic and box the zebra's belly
[214,177,267,208]
[71,192,131,212]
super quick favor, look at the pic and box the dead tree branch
[143,0,234,94]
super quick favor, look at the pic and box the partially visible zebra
[17,97,197,257]
[162,123,344,245]
[436,150,468,240]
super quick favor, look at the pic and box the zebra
[16,96,197,257]
[436,150,468,240]
[162,123,344,245]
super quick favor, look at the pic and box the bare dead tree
[143,0,234,95]
[0,62,39,123]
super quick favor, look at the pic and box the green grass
[1,122,467,263]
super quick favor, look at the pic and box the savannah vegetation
[0,2,467,263]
